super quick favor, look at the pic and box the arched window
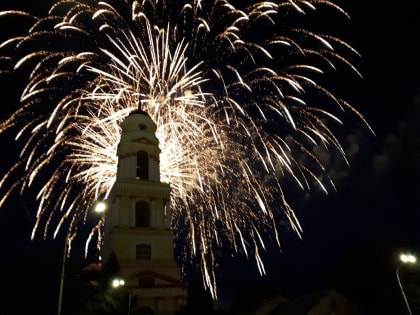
[136,151,149,179]
[136,201,150,227]
[136,244,151,260]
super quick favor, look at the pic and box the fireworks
[0,0,370,297]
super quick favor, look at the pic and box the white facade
[103,110,187,315]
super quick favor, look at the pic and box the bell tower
[103,109,187,315]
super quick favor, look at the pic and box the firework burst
[0,0,370,297]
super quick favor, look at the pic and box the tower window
[135,201,150,227]
[136,244,151,260]
[136,151,149,179]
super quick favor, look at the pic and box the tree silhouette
[80,251,129,315]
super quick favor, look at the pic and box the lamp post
[57,201,107,315]
[396,253,416,315]
[57,227,71,315]
[112,277,132,315]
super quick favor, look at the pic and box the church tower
[103,109,187,315]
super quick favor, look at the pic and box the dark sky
[0,1,420,314]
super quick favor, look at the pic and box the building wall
[103,110,187,315]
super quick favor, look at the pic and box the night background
[0,1,420,314]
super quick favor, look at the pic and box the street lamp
[95,200,107,214]
[112,277,132,315]
[57,201,108,315]
[112,278,126,288]
[396,253,417,315]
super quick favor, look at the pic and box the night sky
[0,1,420,315]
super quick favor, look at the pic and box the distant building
[103,109,187,315]
[255,289,364,315]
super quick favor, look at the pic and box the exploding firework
[0,0,370,297]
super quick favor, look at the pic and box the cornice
[111,180,170,198]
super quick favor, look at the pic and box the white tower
[104,109,187,315]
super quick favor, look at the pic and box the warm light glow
[397,253,417,315]
[112,278,125,288]
[400,254,417,264]
[0,0,371,299]
[94,201,107,213]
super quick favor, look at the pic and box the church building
[103,109,187,315]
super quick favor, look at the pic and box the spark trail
[0,0,371,297]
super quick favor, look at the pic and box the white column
[130,154,137,179]
[150,155,159,181]
[113,196,120,227]
[157,297,164,315]
[150,198,157,228]
[130,197,136,227]
[119,195,131,228]
[124,155,129,178]
[164,200,171,229]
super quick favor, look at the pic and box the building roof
[266,289,364,315]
